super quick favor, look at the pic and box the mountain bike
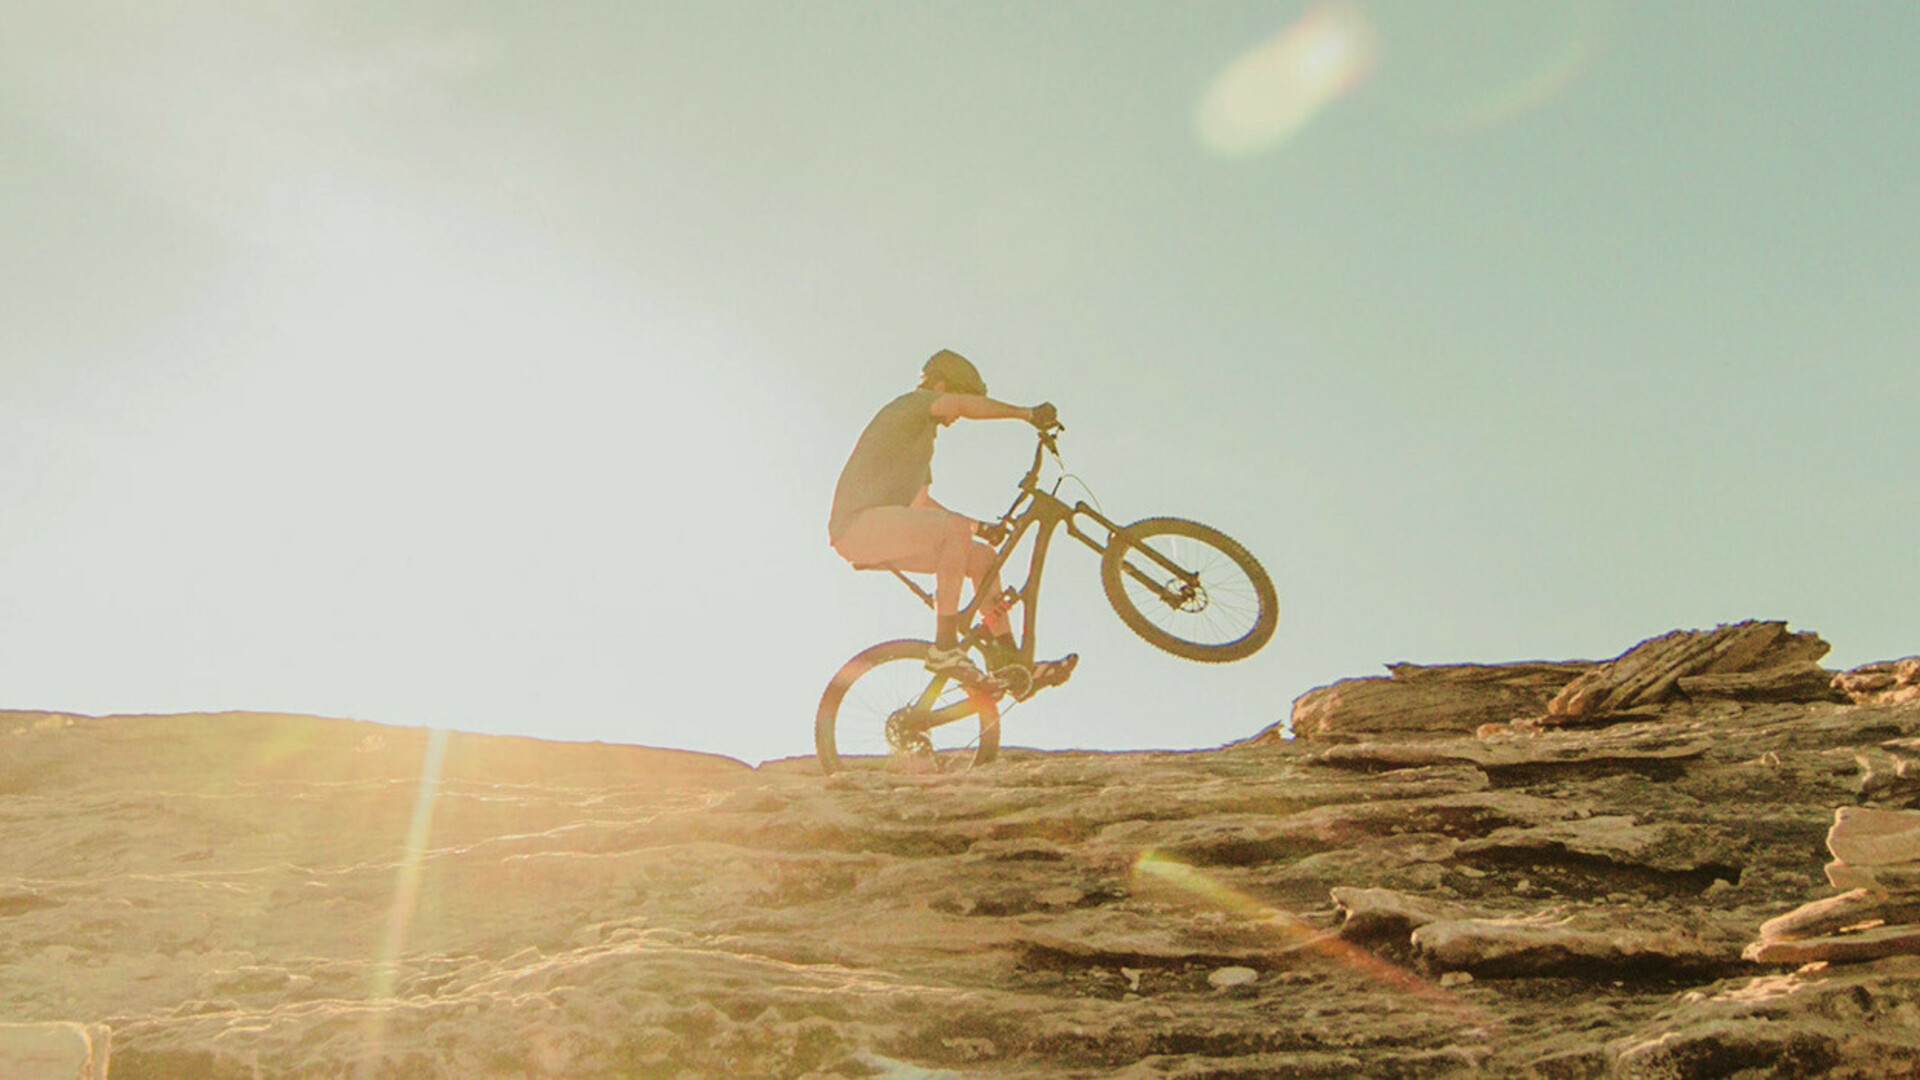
[816,424,1277,774]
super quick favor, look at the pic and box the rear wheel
[1101,517,1277,662]
[815,639,1002,774]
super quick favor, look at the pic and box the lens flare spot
[1196,2,1379,157]
[1453,13,1604,128]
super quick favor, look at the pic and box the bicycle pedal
[1032,654,1078,688]
[1008,654,1077,702]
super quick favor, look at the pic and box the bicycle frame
[883,430,1132,668]
[827,426,1272,768]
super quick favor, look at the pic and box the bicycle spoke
[818,643,1001,773]
[1117,532,1264,648]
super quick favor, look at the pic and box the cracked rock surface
[8,628,1920,1078]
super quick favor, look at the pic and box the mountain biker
[829,349,1068,689]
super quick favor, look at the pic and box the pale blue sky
[3,2,1915,762]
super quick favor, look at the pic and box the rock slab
[1747,807,1920,965]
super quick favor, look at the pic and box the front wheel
[815,639,1002,774]
[1101,517,1277,662]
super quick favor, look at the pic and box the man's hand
[1028,402,1059,430]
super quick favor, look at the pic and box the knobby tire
[815,639,1002,774]
[1100,517,1277,662]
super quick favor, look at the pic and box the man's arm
[929,393,1040,425]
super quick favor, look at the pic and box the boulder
[0,1023,110,1080]
[1274,661,1592,741]
[1548,621,1829,719]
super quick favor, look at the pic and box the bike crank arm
[909,679,998,730]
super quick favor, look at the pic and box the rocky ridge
[7,622,1920,1077]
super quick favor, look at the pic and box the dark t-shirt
[829,389,939,541]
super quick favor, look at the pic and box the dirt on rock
[8,627,1920,1078]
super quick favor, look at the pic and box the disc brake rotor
[884,708,934,756]
[1158,574,1207,614]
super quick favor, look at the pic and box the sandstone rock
[1331,886,1471,939]
[1826,806,1920,867]
[1310,733,1712,777]
[1755,888,1920,942]
[1833,657,1920,705]
[1455,816,1743,876]
[13,642,1920,1078]
[1548,621,1829,718]
[1273,660,1592,741]
[1676,661,1846,705]
[1743,924,1920,964]
[1739,808,1920,966]
[1207,966,1258,989]
[1827,861,1920,892]
[0,1023,110,1080]
[1851,748,1920,802]
[1411,912,1728,976]
[1607,960,1920,1078]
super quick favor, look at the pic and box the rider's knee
[966,540,996,577]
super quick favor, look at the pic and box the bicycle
[815,423,1278,774]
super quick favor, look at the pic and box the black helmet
[922,349,987,396]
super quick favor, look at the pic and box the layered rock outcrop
[1834,657,1920,706]
[8,624,1920,1078]
[1263,620,1843,744]
[1746,807,1920,964]
[1265,662,1593,741]
[1546,620,1838,720]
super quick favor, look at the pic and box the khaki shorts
[830,506,964,573]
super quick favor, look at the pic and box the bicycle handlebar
[989,426,1065,530]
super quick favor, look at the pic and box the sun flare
[1196,1,1379,156]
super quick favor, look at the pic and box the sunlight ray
[1132,848,1497,1030]
[361,727,451,1060]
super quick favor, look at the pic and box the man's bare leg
[834,507,1068,693]
[931,512,975,655]
[833,507,995,678]
[966,543,1011,638]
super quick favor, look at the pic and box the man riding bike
[829,349,1070,689]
